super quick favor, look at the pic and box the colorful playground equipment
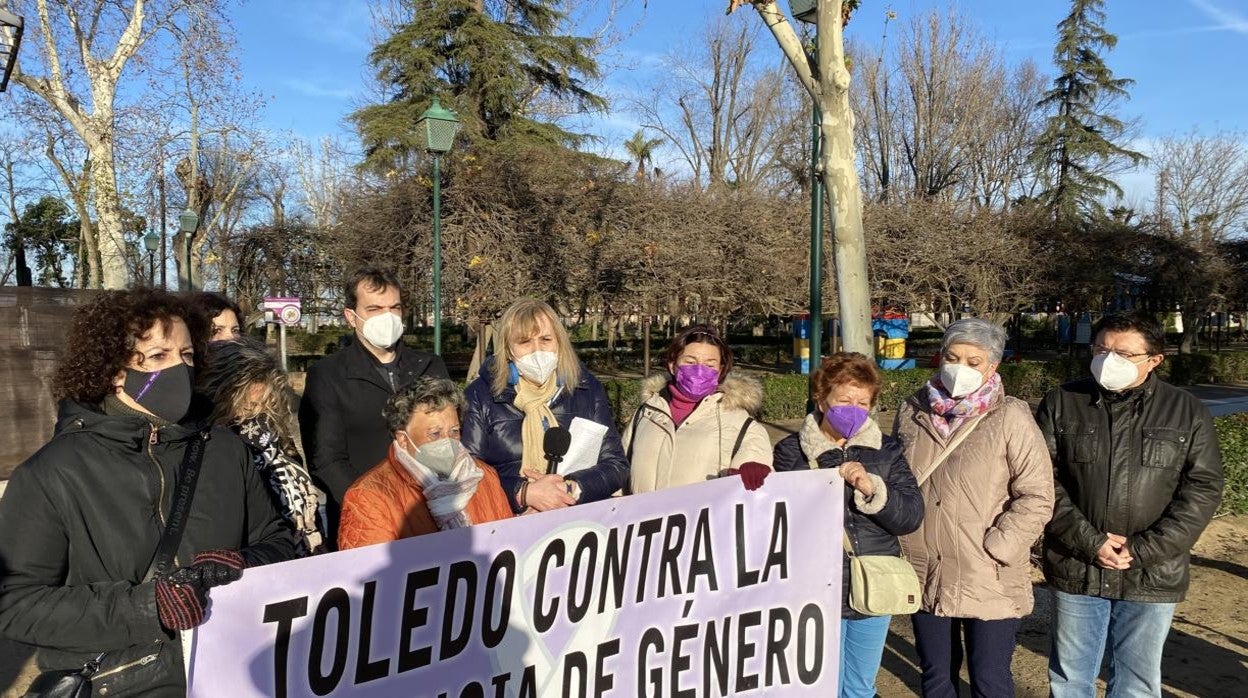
[874,311,915,370]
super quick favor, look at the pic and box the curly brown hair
[52,288,210,404]
[811,352,882,406]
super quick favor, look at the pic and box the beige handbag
[843,530,921,616]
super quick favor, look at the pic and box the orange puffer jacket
[338,446,514,550]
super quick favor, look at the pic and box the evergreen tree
[352,0,606,171]
[3,196,77,287]
[1032,0,1144,221]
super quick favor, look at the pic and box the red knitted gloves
[728,462,771,491]
[155,577,207,631]
[155,549,245,631]
[181,549,245,588]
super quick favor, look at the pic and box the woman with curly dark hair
[0,288,297,696]
[200,336,326,554]
[188,290,244,341]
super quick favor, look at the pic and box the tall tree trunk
[817,1,872,356]
[86,142,130,288]
[748,0,873,356]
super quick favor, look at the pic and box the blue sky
[233,0,1248,200]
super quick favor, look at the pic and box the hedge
[1214,413,1248,516]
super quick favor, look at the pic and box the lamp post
[0,8,24,93]
[143,230,159,284]
[178,209,199,292]
[415,96,461,356]
[792,2,824,402]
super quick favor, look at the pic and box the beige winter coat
[893,388,1054,620]
[625,374,773,494]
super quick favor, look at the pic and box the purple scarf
[925,372,1002,439]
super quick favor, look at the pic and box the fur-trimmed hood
[639,373,764,416]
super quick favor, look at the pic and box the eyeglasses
[1092,346,1154,360]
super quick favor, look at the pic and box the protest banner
[188,469,844,697]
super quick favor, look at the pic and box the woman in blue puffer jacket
[462,298,630,513]
[772,352,924,698]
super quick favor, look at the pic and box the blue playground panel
[878,358,916,370]
[872,317,909,339]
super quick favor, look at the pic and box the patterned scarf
[925,371,1002,439]
[235,414,325,554]
[512,372,561,476]
[392,441,484,530]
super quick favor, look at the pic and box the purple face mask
[674,364,720,399]
[824,405,870,439]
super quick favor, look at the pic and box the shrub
[600,377,643,431]
[1214,413,1248,516]
[877,368,931,412]
[759,374,810,421]
[998,357,1085,401]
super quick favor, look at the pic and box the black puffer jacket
[773,417,925,619]
[0,400,298,696]
[1037,375,1224,602]
[462,358,630,512]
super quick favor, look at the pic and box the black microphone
[543,426,572,476]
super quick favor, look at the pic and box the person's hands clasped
[1095,533,1132,570]
[838,461,875,497]
[521,469,577,511]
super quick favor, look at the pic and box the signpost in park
[262,297,302,370]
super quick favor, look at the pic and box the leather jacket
[1036,375,1224,602]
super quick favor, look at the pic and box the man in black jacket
[1037,312,1223,698]
[299,268,449,546]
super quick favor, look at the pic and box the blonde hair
[200,337,296,438]
[491,298,581,396]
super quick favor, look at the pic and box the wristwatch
[565,479,582,502]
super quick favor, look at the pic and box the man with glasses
[1035,311,1224,697]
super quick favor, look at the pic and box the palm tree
[623,130,664,181]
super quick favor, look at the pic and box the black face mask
[123,363,194,423]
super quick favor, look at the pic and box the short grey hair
[383,378,466,432]
[942,318,1007,364]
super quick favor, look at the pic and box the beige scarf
[513,374,561,475]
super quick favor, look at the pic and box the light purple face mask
[674,364,720,399]
[823,404,870,439]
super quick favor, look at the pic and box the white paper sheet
[560,417,609,476]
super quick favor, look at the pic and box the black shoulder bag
[24,431,209,698]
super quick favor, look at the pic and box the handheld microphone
[543,426,572,476]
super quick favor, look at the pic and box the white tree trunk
[86,139,130,288]
[748,0,874,356]
[817,1,872,355]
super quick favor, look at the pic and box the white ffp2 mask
[353,310,404,349]
[940,362,985,398]
[1091,352,1145,392]
[513,350,558,384]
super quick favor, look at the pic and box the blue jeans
[911,612,1021,697]
[839,615,892,697]
[1049,589,1176,698]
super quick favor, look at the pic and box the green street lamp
[143,229,160,284]
[792,3,824,403]
[415,96,461,356]
[178,209,199,292]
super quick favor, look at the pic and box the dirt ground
[872,515,1248,697]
